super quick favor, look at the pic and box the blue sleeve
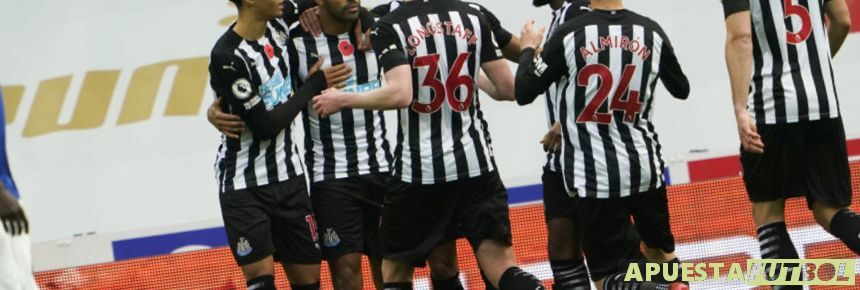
[0,86,20,199]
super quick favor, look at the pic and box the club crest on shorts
[323,228,341,248]
[236,237,253,257]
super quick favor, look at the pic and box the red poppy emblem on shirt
[338,40,354,57]
[264,43,275,60]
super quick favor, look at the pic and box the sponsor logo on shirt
[259,71,293,110]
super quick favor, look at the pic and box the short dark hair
[229,0,242,8]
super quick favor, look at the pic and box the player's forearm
[725,12,754,117]
[515,48,546,105]
[344,66,412,110]
[478,72,513,101]
[345,86,411,110]
[502,36,524,62]
[246,71,326,139]
[660,53,690,100]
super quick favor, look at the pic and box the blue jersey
[0,86,19,199]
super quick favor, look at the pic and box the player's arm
[516,21,569,106]
[475,3,523,62]
[476,73,506,101]
[723,0,764,153]
[206,61,350,138]
[210,52,326,140]
[207,97,245,139]
[473,11,516,102]
[501,37,524,62]
[285,0,319,27]
[312,23,412,116]
[657,36,689,100]
[824,0,852,56]
[481,60,515,101]
[0,182,27,236]
[313,65,412,116]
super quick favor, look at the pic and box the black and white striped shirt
[210,19,305,193]
[516,9,690,198]
[371,0,514,50]
[290,29,394,182]
[371,0,504,184]
[723,0,840,124]
[541,0,591,172]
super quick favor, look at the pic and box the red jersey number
[576,64,642,124]
[784,0,812,44]
[412,52,475,113]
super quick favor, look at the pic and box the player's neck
[549,0,566,10]
[233,10,269,40]
[590,0,623,11]
[318,9,353,36]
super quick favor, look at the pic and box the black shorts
[542,168,577,221]
[311,174,386,260]
[220,177,321,266]
[574,186,675,281]
[740,118,852,208]
[381,172,513,267]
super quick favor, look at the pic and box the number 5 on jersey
[412,52,475,113]
[576,64,642,124]
[784,0,811,44]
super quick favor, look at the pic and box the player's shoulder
[371,1,396,18]
[211,29,243,58]
[450,0,490,17]
[459,1,489,12]
[560,0,592,21]
[288,24,314,41]
[268,18,293,33]
[553,10,596,36]
[626,10,669,37]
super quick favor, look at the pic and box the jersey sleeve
[359,6,376,32]
[722,0,750,18]
[282,0,317,26]
[515,31,568,105]
[563,0,592,21]
[371,4,391,18]
[210,52,263,118]
[370,22,409,72]
[210,51,327,140]
[478,14,503,63]
[656,32,690,100]
[476,4,514,49]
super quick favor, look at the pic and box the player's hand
[309,59,352,89]
[736,113,764,153]
[207,97,245,139]
[520,20,546,50]
[354,18,372,52]
[540,122,562,153]
[300,7,322,37]
[313,88,347,118]
[0,186,28,236]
